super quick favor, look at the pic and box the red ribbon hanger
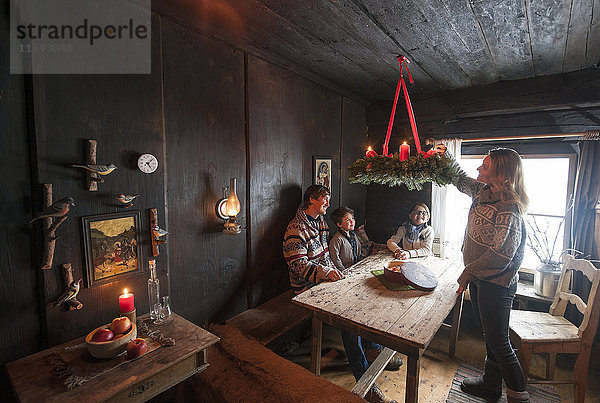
[382,56,422,157]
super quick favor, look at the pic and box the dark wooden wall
[161,18,247,328]
[30,14,166,347]
[0,0,39,378]
[0,4,367,393]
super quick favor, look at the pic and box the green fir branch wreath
[348,153,459,191]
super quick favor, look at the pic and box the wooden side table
[7,313,219,402]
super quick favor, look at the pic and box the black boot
[460,358,503,399]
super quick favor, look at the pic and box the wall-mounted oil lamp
[216,178,242,235]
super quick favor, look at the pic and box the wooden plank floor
[284,306,600,402]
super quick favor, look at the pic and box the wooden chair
[509,255,600,403]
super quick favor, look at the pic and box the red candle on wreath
[365,146,378,158]
[119,288,134,312]
[399,142,410,161]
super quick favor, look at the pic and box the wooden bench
[225,289,311,346]
[186,324,364,402]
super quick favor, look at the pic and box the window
[458,155,575,271]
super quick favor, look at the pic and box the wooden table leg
[449,291,464,357]
[310,315,322,375]
[546,352,556,380]
[405,352,420,403]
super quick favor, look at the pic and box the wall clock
[137,153,159,174]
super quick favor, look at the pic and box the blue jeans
[469,279,526,392]
[340,331,382,381]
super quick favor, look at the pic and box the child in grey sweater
[329,206,362,271]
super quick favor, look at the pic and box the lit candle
[119,288,135,313]
[399,142,410,161]
[365,146,378,158]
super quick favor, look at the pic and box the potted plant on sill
[525,215,564,298]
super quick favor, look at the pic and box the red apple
[127,338,147,358]
[110,317,131,335]
[91,328,114,342]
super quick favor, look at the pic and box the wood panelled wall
[31,14,166,347]
[0,1,38,380]
[0,7,367,393]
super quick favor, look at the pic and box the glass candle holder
[162,296,172,318]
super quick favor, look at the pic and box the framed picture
[81,211,143,287]
[313,156,332,191]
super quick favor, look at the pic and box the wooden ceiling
[157,0,600,103]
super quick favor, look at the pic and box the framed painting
[81,210,143,287]
[313,156,332,192]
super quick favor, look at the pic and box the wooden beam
[351,347,395,398]
[369,68,600,124]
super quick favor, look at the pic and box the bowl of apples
[85,317,137,359]
[383,260,407,284]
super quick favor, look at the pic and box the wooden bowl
[383,260,407,284]
[85,322,137,359]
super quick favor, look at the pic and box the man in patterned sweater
[282,185,398,403]
[283,185,343,294]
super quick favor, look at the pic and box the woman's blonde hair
[487,148,529,213]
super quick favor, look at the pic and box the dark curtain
[571,141,600,259]
[567,141,600,333]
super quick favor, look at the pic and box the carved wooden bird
[152,226,169,239]
[117,194,140,204]
[29,197,75,223]
[71,163,117,175]
[52,279,81,307]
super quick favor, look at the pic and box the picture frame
[313,156,332,191]
[81,210,143,288]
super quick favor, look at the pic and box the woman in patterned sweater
[452,148,530,403]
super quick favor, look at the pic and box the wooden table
[292,252,464,403]
[7,313,219,402]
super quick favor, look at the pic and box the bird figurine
[152,225,169,239]
[117,193,139,208]
[52,278,81,307]
[118,194,140,204]
[29,197,75,223]
[71,163,117,176]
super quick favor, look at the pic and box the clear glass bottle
[147,259,161,321]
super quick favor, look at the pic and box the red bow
[382,56,421,157]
